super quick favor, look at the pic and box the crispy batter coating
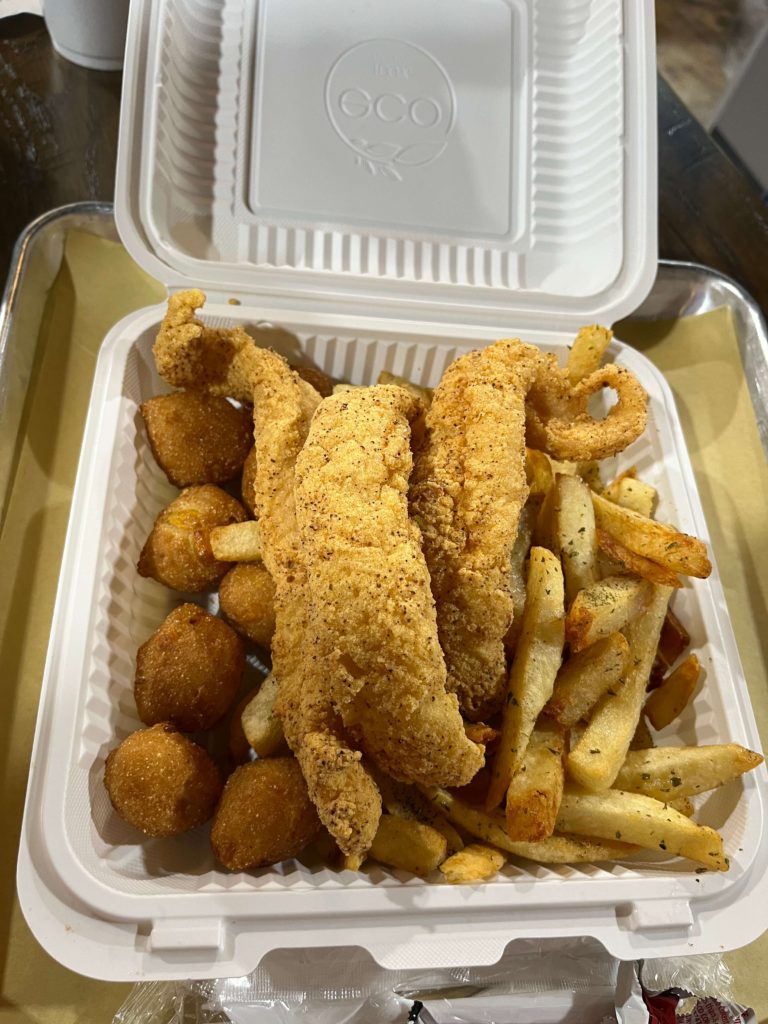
[526,360,648,461]
[293,364,335,398]
[138,484,248,592]
[295,386,484,787]
[153,289,267,404]
[104,724,221,837]
[140,392,253,487]
[134,603,244,731]
[248,353,383,857]
[240,445,258,517]
[411,340,542,720]
[218,563,276,648]
[211,758,321,871]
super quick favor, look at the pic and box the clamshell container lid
[116,0,657,330]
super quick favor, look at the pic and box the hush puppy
[135,604,244,731]
[211,758,321,870]
[104,724,222,837]
[138,484,248,591]
[141,392,253,487]
[218,563,276,648]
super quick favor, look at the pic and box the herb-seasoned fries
[613,744,763,801]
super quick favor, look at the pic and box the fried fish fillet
[247,351,383,857]
[411,340,543,721]
[295,386,484,787]
[152,290,382,857]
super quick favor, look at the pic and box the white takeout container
[17,0,768,981]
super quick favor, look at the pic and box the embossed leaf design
[394,142,447,166]
[361,141,402,160]
[380,164,403,182]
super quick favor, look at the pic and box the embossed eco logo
[325,39,456,181]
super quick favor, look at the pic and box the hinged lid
[115,0,657,330]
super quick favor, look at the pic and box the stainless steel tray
[1,202,767,530]
[0,202,118,529]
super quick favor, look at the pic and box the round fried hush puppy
[211,758,321,870]
[135,604,245,731]
[138,485,248,592]
[240,445,258,518]
[218,563,276,648]
[141,392,253,488]
[104,724,222,837]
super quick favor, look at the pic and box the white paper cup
[42,0,129,71]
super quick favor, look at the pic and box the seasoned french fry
[369,815,448,877]
[567,585,673,790]
[545,633,630,729]
[209,521,262,562]
[591,493,712,578]
[603,471,657,519]
[427,789,638,862]
[629,715,655,751]
[596,529,682,588]
[377,370,433,407]
[526,448,555,497]
[374,774,464,854]
[504,498,538,652]
[613,743,764,801]
[554,473,599,605]
[332,383,358,394]
[566,325,613,384]
[577,461,603,494]
[532,482,558,550]
[656,608,691,671]
[487,548,565,809]
[669,796,694,817]
[645,654,700,730]
[556,788,728,870]
[440,843,506,883]
[566,576,652,653]
[504,724,564,842]
[241,673,285,756]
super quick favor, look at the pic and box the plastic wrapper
[112,945,755,1024]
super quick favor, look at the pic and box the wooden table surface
[2,11,768,1024]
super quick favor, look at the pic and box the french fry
[341,852,365,871]
[566,325,613,384]
[645,654,700,730]
[669,796,694,817]
[526,448,555,497]
[464,722,501,747]
[556,788,728,870]
[332,383,358,394]
[629,715,655,751]
[567,585,673,790]
[504,723,564,842]
[566,576,652,653]
[545,633,630,729]
[603,472,657,519]
[487,548,565,809]
[577,461,603,494]
[613,743,764,801]
[596,529,682,588]
[440,843,506,883]
[377,370,433,407]
[554,473,599,605]
[532,481,558,550]
[657,608,691,670]
[427,789,638,862]
[504,498,538,652]
[591,492,712,578]
[374,774,464,853]
[241,673,285,756]
[209,521,262,562]
[369,815,448,877]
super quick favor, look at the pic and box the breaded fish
[411,340,542,721]
[295,386,484,787]
[152,290,383,857]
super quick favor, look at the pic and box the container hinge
[625,900,693,932]
[148,918,224,952]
